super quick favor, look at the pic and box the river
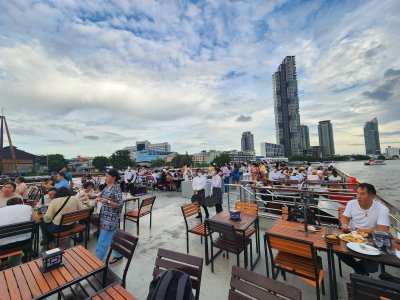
[336,160,400,210]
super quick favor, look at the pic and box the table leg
[264,233,270,277]
[327,244,338,300]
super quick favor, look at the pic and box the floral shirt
[99,184,123,231]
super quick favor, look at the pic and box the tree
[211,152,230,166]
[170,153,193,168]
[151,158,165,168]
[92,156,109,171]
[47,154,66,172]
[109,150,134,170]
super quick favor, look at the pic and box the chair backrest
[0,220,36,240]
[152,248,203,300]
[265,232,314,259]
[139,196,156,214]
[60,208,92,226]
[235,201,258,216]
[28,186,40,200]
[350,273,400,300]
[282,206,289,220]
[229,265,302,300]
[106,229,139,287]
[206,219,236,243]
[181,203,201,220]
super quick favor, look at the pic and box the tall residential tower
[364,117,381,155]
[273,56,302,157]
[241,131,254,151]
[300,125,310,153]
[318,120,335,157]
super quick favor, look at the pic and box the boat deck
[7,190,399,299]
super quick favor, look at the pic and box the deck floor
[7,190,400,299]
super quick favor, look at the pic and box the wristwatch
[107,200,111,205]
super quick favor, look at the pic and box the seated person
[43,178,55,192]
[338,183,390,276]
[0,197,40,266]
[15,176,29,199]
[43,187,84,248]
[55,172,71,190]
[75,181,95,202]
[0,182,24,208]
[43,187,57,205]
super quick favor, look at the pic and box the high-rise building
[318,120,335,157]
[260,142,285,157]
[241,131,254,151]
[273,56,302,157]
[364,118,381,155]
[300,125,310,153]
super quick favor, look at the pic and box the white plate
[346,242,381,256]
[338,234,366,243]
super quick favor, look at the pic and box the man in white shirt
[192,169,209,218]
[338,183,390,276]
[123,166,135,194]
[269,167,282,180]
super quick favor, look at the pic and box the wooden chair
[61,229,139,300]
[152,248,203,300]
[282,205,289,220]
[229,265,302,300]
[51,208,92,249]
[0,221,37,263]
[349,273,400,300]
[181,202,210,255]
[205,219,252,273]
[82,283,137,300]
[265,232,325,300]
[123,196,156,235]
[235,201,258,251]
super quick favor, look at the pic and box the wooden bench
[348,273,400,300]
[265,232,325,300]
[152,248,203,300]
[229,265,302,300]
[123,196,156,235]
[52,208,92,249]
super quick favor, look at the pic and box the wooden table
[0,245,107,300]
[206,211,260,270]
[266,220,400,300]
[90,283,137,300]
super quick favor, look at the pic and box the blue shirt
[55,179,70,190]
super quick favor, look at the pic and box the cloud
[84,135,99,140]
[362,68,400,101]
[236,115,252,122]
[380,131,400,137]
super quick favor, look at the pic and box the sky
[0,0,399,158]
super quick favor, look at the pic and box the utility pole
[0,109,18,175]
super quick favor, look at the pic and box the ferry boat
[364,159,386,165]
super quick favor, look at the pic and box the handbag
[204,195,216,207]
[191,193,201,204]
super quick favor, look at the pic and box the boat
[364,159,386,165]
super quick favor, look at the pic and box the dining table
[266,220,400,300]
[206,211,260,270]
[0,245,107,300]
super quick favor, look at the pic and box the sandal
[109,256,123,265]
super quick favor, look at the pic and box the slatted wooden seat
[61,230,139,300]
[181,202,210,255]
[123,196,156,235]
[349,273,400,300]
[229,265,302,300]
[84,283,137,300]
[52,208,92,249]
[152,248,203,300]
[206,219,252,273]
[265,232,325,300]
[0,221,37,263]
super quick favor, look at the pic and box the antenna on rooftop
[0,109,18,175]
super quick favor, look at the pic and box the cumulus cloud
[236,115,252,122]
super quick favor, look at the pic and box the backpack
[287,206,319,225]
[147,269,195,300]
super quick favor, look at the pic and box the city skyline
[0,1,399,157]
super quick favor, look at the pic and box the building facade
[318,120,335,157]
[124,140,171,160]
[135,150,175,163]
[385,146,399,157]
[260,142,284,157]
[241,131,254,151]
[364,117,381,155]
[1,146,36,174]
[273,56,303,157]
[229,150,256,163]
[192,153,206,164]
[300,125,310,153]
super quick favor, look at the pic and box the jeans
[95,228,122,262]
[44,222,75,242]
[336,253,379,275]
[224,176,230,193]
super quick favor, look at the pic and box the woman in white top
[328,169,342,182]
[192,169,209,218]
[76,181,96,203]
[307,169,321,188]
[0,182,23,208]
[211,167,223,213]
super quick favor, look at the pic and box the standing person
[259,162,266,179]
[222,163,230,193]
[211,167,223,213]
[181,165,188,181]
[192,169,209,219]
[250,163,259,181]
[123,166,135,194]
[95,169,124,263]
[15,176,29,199]
[232,164,240,185]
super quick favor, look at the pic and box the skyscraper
[241,131,254,151]
[318,120,335,157]
[364,117,381,155]
[300,125,310,153]
[273,56,302,157]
